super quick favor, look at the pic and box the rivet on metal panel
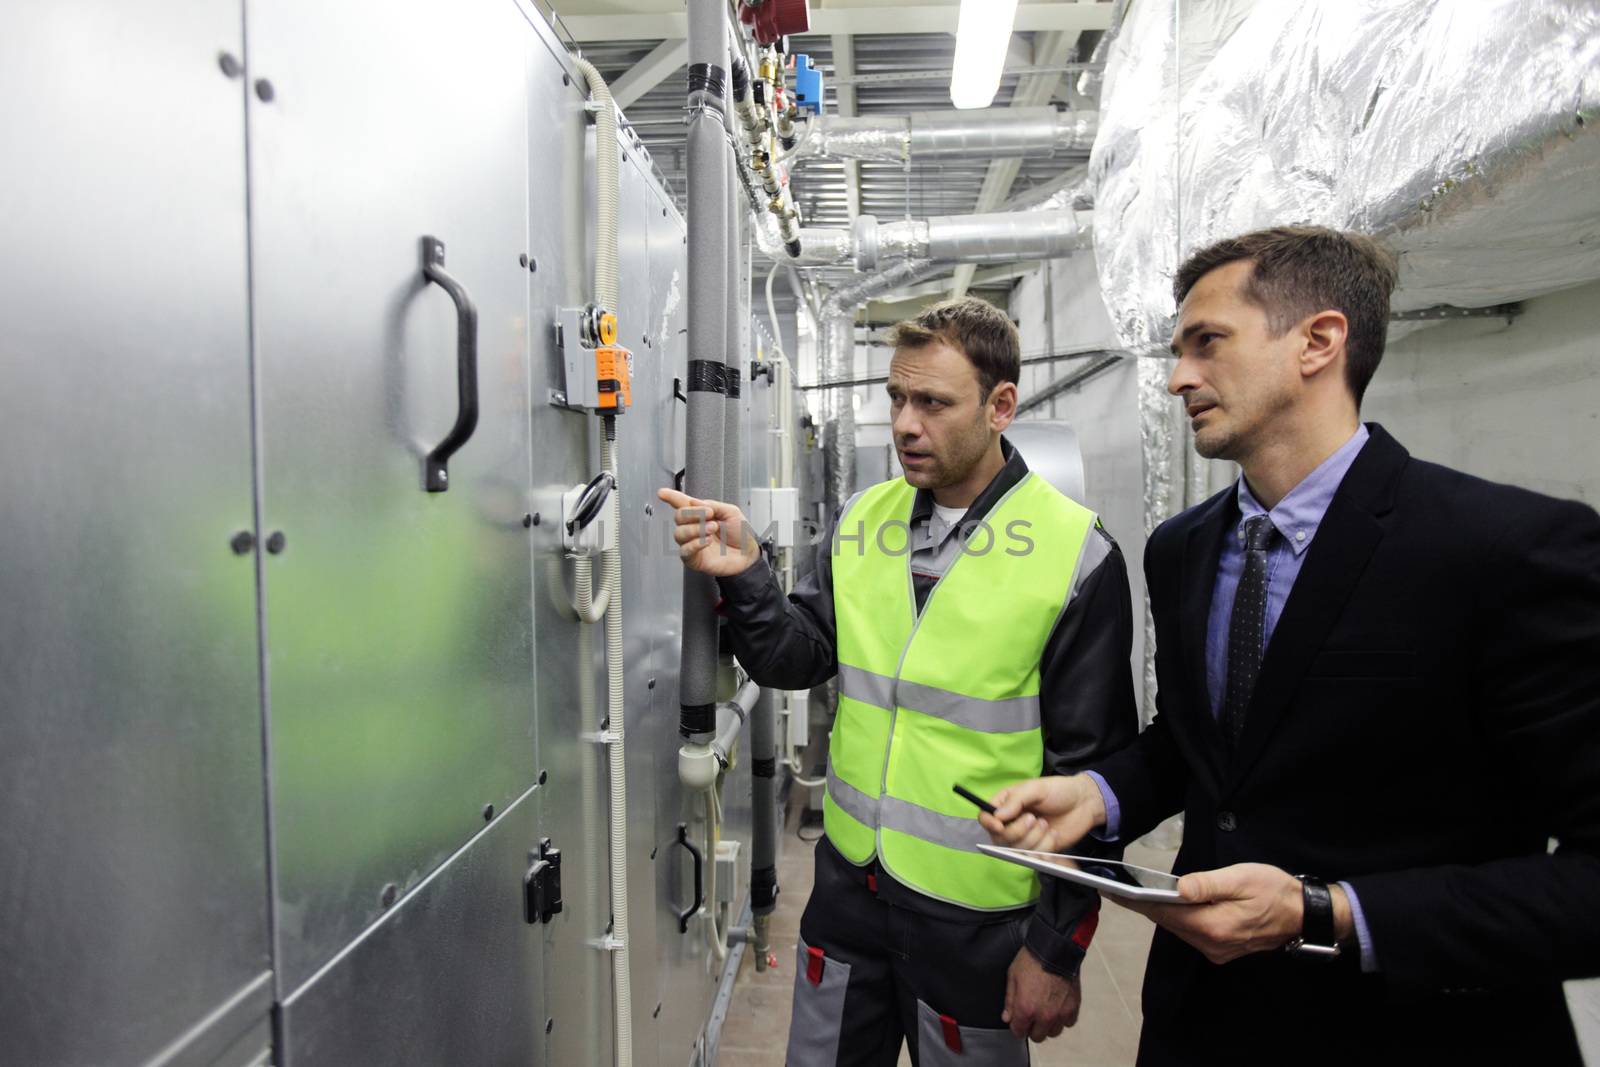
[254,78,274,103]
[528,257,538,273]
[523,513,534,528]
[218,53,242,79]
[562,73,571,86]
[265,531,286,555]
[519,253,529,268]
[621,151,628,162]
[229,530,255,555]
[644,504,654,517]
[531,513,542,526]
[482,804,494,822]
[650,846,658,860]
[654,1003,662,1018]
[538,769,548,786]
[647,677,657,690]
[380,882,398,908]
[546,1018,554,1034]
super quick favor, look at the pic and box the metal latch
[524,839,564,924]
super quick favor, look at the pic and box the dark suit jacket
[1092,424,1600,1064]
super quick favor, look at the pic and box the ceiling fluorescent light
[950,0,1020,109]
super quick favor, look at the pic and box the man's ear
[988,381,1018,431]
[1299,310,1348,381]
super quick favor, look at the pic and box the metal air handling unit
[0,1,809,1064]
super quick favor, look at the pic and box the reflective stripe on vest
[824,472,1096,910]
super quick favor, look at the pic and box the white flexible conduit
[571,54,632,1067]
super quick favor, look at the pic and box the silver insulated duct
[1093,0,1600,357]
[792,106,1097,162]
[852,209,1094,271]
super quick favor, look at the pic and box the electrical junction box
[747,487,799,547]
[786,688,809,751]
[716,839,742,907]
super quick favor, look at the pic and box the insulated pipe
[724,152,744,513]
[817,258,951,514]
[785,210,1095,270]
[851,209,1095,271]
[569,55,633,1067]
[790,107,1098,162]
[749,686,779,971]
[711,678,760,762]
[680,0,731,743]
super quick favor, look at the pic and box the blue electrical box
[793,53,823,115]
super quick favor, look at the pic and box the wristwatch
[1284,875,1341,960]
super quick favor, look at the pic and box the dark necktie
[1223,515,1279,745]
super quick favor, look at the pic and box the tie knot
[1243,515,1277,552]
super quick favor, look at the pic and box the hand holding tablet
[974,845,1194,903]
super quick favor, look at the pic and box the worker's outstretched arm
[659,486,838,690]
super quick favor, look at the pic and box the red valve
[740,0,810,44]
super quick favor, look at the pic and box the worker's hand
[1003,946,1081,1042]
[1112,863,1351,965]
[979,774,1107,854]
[656,487,761,577]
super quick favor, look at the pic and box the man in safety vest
[658,296,1138,1064]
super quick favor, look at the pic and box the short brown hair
[887,297,1021,400]
[1174,226,1398,404]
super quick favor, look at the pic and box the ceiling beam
[609,37,688,110]
[830,34,863,221]
[949,29,1079,299]
[559,5,1114,41]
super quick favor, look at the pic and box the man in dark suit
[982,226,1600,1062]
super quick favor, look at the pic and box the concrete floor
[716,804,1178,1066]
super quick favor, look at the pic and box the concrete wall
[1364,279,1600,1063]
[1011,254,1148,716]
[1364,279,1600,506]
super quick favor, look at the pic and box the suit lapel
[1177,490,1235,771]
[1225,425,1408,787]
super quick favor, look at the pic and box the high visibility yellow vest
[824,472,1096,910]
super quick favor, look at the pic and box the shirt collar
[1235,424,1370,556]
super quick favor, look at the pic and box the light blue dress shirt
[1087,425,1379,970]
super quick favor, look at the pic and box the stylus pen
[951,783,997,815]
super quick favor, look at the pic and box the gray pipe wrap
[724,153,743,511]
[749,686,778,915]
[680,0,730,730]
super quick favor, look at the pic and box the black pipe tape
[687,63,727,98]
[751,865,778,910]
[784,239,802,258]
[724,370,741,398]
[730,56,751,94]
[752,757,776,779]
[687,359,726,394]
[679,702,716,737]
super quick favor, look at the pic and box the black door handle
[674,823,703,934]
[420,236,479,493]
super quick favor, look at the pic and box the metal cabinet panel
[246,0,541,990]
[523,26,619,1064]
[0,2,270,1063]
[280,784,548,1066]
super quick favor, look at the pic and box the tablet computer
[975,845,1192,903]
